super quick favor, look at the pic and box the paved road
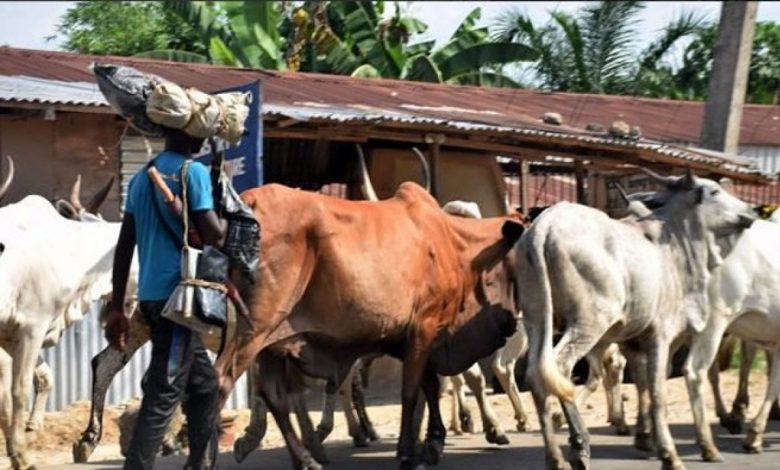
[46,420,780,469]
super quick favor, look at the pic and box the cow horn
[86,175,115,214]
[681,167,696,189]
[411,147,431,193]
[70,174,85,212]
[0,155,14,203]
[640,167,676,187]
[356,144,379,202]
[613,182,630,205]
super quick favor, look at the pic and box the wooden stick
[147,166,175,203]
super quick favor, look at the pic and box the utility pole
[699,1,758,154]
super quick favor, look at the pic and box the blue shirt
[125,151,214,301]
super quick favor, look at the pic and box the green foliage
[675,21,780,104]
[52,1,206,57]
[493,1,705,95]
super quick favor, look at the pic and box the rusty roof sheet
[0,47,772,178]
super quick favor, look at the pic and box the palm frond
[639,10,711,70]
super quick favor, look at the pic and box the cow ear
[695,186,704,204]
[683,168,696,189]
[502,220,524,243]
[54,200,79,219]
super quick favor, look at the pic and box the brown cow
[214,181,524,469]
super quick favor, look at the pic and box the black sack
[216,172,261,282]
[92,63,165,136]
[196,245,229,283]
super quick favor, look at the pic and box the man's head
[164,129,205,157]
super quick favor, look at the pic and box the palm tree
[492,1,708,95]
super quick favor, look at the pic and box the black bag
[92,63,165,136]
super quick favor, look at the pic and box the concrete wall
[0,111,123,220]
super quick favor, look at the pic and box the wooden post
[520,160,530,214]
[574,160,587,205]
[425,134,445,202]
[700,1,758,154]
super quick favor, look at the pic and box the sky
[2,1,780,54]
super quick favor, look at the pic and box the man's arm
[105,214,136,350]
[192,210,227,248]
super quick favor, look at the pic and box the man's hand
[105,308,130,351]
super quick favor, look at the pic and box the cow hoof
[633,431,655,453]
[449,425,463,436]
[233,434,261,463]
[720,413,743,435]
[613,422,631,436]
[10,453,35,470]
[303,438,330,465]
[352,430,371,448]
[367,427,380,441]
[421,438,444,466]
[399,457,426,470]
[300,457,323,470]
[552,412,565,432]
[701,446,724,462]
[661,458,685,470]
[485,427,510,446]
[72,440,95,463]
[516,417,529,432]
[459,412,475,434]
[315,424,332,443]
[742,431,762,454]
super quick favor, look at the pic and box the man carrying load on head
[105,127,227,469]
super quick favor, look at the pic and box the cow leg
[721,339,756,435]
[683,320,727,462]
[25,358,52,439]
[770,349,780,420]
[351,359,379,441]
[0,348,13,456]
[291,392,329,464]
[602,345,629,436]
[743,347,780,454]
[74,312,149,463]
[492,353,529,432]
[264,389,321,470]
[315,381,337,443]
[397,325,438,470]
[447,374,472,435]
[9,327,47,470]
[234,363,268,463]
[623,349,653,452]
[419,366,446,466]
[647,339,683,470]
[462,363,508,445]
[708,357,728,424]
[340,371,369,448]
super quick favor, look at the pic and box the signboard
[195,80,263,191]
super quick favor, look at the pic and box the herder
[106,128,227,469]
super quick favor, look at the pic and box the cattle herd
[1,150,780,470]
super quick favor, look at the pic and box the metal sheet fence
[41,302,249,411]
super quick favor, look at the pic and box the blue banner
[195,80,263,192]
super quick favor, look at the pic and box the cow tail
[531,235,575,403]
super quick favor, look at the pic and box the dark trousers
[124,300,220,470]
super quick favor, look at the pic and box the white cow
[518,169,755,470]
[683,216,780,459]
[0,174,128,469]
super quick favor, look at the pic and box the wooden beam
[574,160,587,204]
[520,160,530,215]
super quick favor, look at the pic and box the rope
[181,278,228,293]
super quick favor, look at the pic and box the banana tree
[402,8,536,87]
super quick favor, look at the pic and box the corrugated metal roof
[0,75,105,106]
[0,47,771,178]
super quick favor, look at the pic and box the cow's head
[54,175,115,221]
[642,168,756,237]
[0,155,14,204]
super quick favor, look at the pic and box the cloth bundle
[92,63,251,144]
